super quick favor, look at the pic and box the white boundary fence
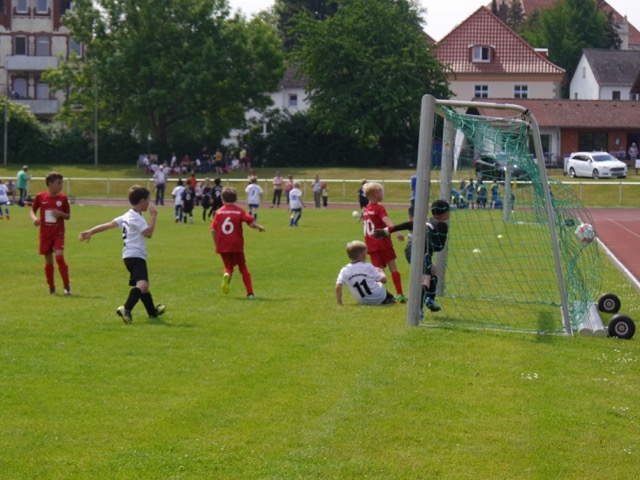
[1,176,639,204]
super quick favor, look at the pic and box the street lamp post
[94,75,98,166]
[4,95,8,166]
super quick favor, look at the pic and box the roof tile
[435,7,564,76]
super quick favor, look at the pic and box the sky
[227,0,640,42]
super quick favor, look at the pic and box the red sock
[45,264,55,289]
[56,255,70,289]
[391,270,403,296]
[239,265,253,295]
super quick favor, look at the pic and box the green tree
[518,0,619,94]
[507,0,525,30]
[292,0,451,164]
[274,0,338,52]
[45,0,284,153]
[0,99,50,165]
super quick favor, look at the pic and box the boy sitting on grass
[336,240,396,306]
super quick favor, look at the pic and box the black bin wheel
[608,315,636,340]
[598,293,621,314]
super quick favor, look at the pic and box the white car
[566,152,627,179]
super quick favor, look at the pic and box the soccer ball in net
[574,222,596,244]
[352,210,360,218]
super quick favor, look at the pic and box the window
[288,94,298,108]
[13,78,27,98]
[514,85,528,99]
[612,91,621,100]
[474,85,489,98]
[60,0,72,15]
[36,0,48,13]
[578,132,608,152]
[16,0,28,12]
[14,36,27,56]
[472,46,491,63]
[582,66,586,78]
[69,37,82,57]
[0,0,6,14]
[36,36,50,56]
[36,81,50,100]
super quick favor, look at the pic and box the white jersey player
[336,240,396,305]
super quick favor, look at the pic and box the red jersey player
[30,172,71,295]
[211,186,265,299]
[362,181,406,303]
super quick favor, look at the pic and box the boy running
[79,185,165,324]
[211,187,265,298]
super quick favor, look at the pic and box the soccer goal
[408,96,603,335]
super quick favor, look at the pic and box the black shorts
[380,291,396,304]
[124,257,149,286]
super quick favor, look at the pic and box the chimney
[535,48,549,59]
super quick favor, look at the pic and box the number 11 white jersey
[336,261,388,305]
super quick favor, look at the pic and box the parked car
[474,152,528,181]
[566,152,627,179]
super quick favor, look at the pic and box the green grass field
[2,195,640,478]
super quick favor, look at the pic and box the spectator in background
[312,174,322,209]
[7,179,16,203]
[271,171,283,208]
[16,165,31,207]
[410,174,417,209]
[153,165,167,206]
[285,174,294,206]
[629,142,639,174]
[628,142,638,162]
[321,182,329,208]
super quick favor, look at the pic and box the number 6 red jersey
[211,204,255,253]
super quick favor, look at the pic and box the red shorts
[369,248,397,269]
[39,232,65,255]
[220,252,246,271]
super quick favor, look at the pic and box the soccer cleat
[49,288,56,295]
[64,288,71,296]
[116,306,133,324]
[425,298,441,312]
[247,293,255,300]
[396,294,407,304]
[150,304,166,318]
[221,273,231,294]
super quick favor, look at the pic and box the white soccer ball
[574,222,596,244]
[352,210,360,218]
[472,248,482,254]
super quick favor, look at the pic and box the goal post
[408,95,602,335]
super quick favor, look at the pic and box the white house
[0,0,81,120]
[434,7,565,101]
[570,49,640,101]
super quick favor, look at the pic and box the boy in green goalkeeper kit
[373,199,450,314]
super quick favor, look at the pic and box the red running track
[589,208,640,289]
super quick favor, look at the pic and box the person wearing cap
[373,199,451,316]
[153,164,168,205]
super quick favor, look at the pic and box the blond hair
[363,181,382,198]
[346,240,367,261]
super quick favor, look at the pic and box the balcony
[5,56,58,71]
[14,99,59,115]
